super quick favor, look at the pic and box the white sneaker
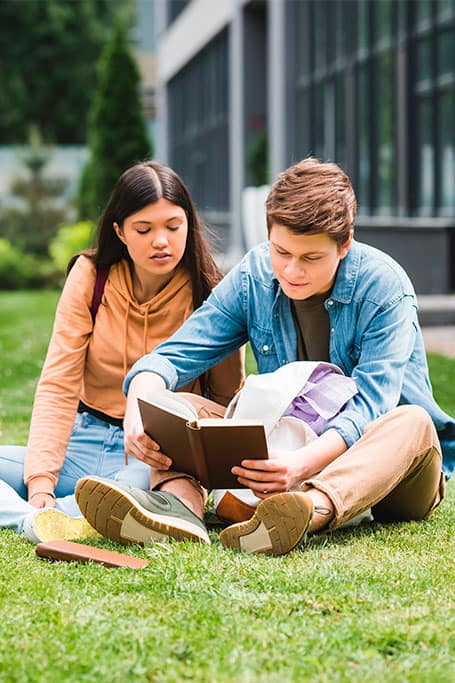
[23,508,101,544]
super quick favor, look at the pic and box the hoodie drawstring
[123,301,154,377]
[123,301,131,378]
[143,303,152,356]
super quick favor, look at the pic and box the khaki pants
[152,397,445,529]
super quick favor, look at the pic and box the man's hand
[231,449,308,498]
[123,372,173,469]
[231,428,348,498]
[28,492,56,509]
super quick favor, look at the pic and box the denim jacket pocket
[249,325,279,373]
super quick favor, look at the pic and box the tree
[78,20,152,219]
[0,126,68,255]
[0,0,128,144]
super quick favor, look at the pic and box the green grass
[1,290,455,682]
[0,290,59,443]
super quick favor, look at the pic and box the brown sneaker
[219,492,313,555]
[216,491,256,523]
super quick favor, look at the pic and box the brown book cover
[36,540,148,569]
[137,392,268,489]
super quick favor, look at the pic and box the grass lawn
[1,290,455,682]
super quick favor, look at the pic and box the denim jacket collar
[331,240,361,305]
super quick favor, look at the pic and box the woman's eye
[167,225,180,231]
[136,229,150,235]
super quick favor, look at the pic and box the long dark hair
[69,161,222,309]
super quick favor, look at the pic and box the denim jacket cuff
[323,415,364,449]
[123,355,178,396]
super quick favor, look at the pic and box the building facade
[155,0,454,293]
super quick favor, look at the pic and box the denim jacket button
[262,344,269,352]
[328,299,334,305]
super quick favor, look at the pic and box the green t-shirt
[291,292,331,362]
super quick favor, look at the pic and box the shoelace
[313,506,332,516]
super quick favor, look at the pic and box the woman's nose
[152,230,169,247]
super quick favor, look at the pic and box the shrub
[0,239,26,288]
[1,126,69,256]
[0,238,59,289]
[49,221,94,272]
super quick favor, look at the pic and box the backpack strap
[90,265,110,322]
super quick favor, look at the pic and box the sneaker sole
[75,478,210,545]
[32,510,100,543]
[219,492,313,555]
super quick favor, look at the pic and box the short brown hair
[266,157,357,246]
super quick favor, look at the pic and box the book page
[195,418,265,427]
[144,390,198,421]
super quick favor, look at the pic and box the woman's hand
[124,422,172,469]
[28,492,56,509]
[123,372,173,470]
[231,449,308,499]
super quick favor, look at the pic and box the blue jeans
[0,411,151,533]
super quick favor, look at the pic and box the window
[289,0,454,217]
[376,50,395,213]
[168,31,230,213]
[417,99,435,213]
[313,83,325,160]
[290,0,352,169]
[335,74,346,168]
[439,90,454,213]
[167,1,190,25]
[412,2,455,215]
[356,62,370,211]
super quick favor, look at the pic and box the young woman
[0,161,244,542]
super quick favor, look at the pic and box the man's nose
[284,258,305,279]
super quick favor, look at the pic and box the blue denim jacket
[125,240,455,476]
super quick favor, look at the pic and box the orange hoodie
[24,256,244,498]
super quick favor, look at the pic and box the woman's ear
[113,222,126,244]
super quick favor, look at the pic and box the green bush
[0,238,59,289]
[49,220,94,272]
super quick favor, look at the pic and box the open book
[137,391,268,489]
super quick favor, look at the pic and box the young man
[75,158,455,555]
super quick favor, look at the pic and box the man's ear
[113,222,126,244]
[339,229,354,259]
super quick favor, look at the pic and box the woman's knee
[0,446,27,496]
[114,463,151,489]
